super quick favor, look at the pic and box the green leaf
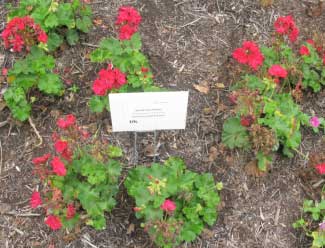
[45,13,59,28]
[76,16,92,33]
[38,73,63,95]
[47,32,64,51]
[222,117,250,149]
[107,145,123,158]
[256,151,272,171]
[66,29,79,45]
[4,87,31,121]
[89,95,108,113]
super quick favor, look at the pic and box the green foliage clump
[4,46,63,121]
[125,157,222,248]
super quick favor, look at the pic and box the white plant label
[109,91,189,132]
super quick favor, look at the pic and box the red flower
[51,157,67,176]
[289,27,299,43]
[119,24,137,40]
[268,65,287,78]
[115,6,141,40]
[141,67,149,73]
[232,41,264,70]
[2,68,8,76]
[274,15,299,42]
[32,153,51,165]
[92,78,109,96]
[37,31,48,43]
[61,148,73,162]
[240,115,254,127]
[115,6,142,26]
[160,199,176,212]
[30,191,42,208]
[45,215,62,230]
[54,140,68,154]
[92,67,127,95]
[1,16,47,52]
[56,114,76,129]
[323,53,325,65]
[306,39,315,46]
[315,163,325,175]
[66,204,76,219]
[299,45,310,56]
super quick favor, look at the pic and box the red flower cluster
[299,45,310,56]
[274,15,299,43]
[1,16,48,52]
[160,199,176,212]
[56,114,76,129]
[30,191,42,209]
[92,66,127,96]
[115,6,141,40]
[315,163,325,175]
[45,215,62,230]
[268,65,288,79]
[232,41,264,70]
[51,157,67,176]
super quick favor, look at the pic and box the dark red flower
[141,67,149,73]
[299,45,310,56]
[45,215,62,230]
[51,157,67,176]
[232,41,264,70]
[32,153,51,165]
[30,191,42,208]
[240,115,254,127]
[268,65,287,78]
[66,204,76,219]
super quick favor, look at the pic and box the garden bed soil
[1,0,325,247]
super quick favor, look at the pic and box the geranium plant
[3,46,63,121]
[89,6,158,113]
[124,157,222,247]
[7,0,92,51]
[222,15,325,171]
[30,115,122,230]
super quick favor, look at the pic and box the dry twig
[28,117,42,147]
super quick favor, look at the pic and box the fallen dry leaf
[215,83,225,89]
[126,223,135,235]
[259,0,274,8]
[244,160,267,177]
[93,18,103,26]
[208,146,218,162]
[193,81,209,94]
